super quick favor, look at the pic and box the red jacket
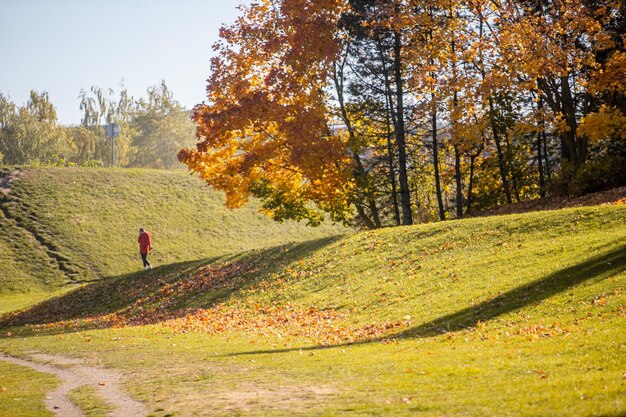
[138,231,152,254]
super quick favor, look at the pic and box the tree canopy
[180,0,625,227]
[0,81,195,169]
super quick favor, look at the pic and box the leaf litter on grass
[2,254,411,346]
[3,203,625,353]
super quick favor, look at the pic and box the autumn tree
[338,0,412,226]
[181,0,625,227]
[497,0,625,190]
[179,0,355,226]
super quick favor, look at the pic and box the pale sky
[0,0,249,125]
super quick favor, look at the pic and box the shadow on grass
[224,242,626,357]
[397,242,626,338]
[0,235,343,336]
[0,258,213,329]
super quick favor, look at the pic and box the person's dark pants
[141,253,151,268]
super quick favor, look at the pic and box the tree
[130,81,196,169]
[498,0,625,175]
[180,0,625,227]
[78,86,135,166]
[179,0,354,225]
[0,91,69,165]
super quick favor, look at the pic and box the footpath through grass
[1,204,625,416]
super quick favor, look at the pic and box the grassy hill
[0,208,65,293]
[0,167,345,295]
[1,202,624,416]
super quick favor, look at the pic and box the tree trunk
[386,115,401,226]
[378,38,401,226]
[537,77,586,170]
[454,144,463,219]
[537,132,546,198]
[356,204,377,229]
[393,30,413,225]
[488,96,513,204]
[466,153,477,216]
[561,75,586,167]
[503,131,521,203]
[432,93,446,221]
[537,97,546,198]
[452,86,462,219]
[450,23,463,219]
[332,61,381,229]
[543,129,552,180]
[369,199,382,228]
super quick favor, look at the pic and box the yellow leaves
[588,50,626,95]
[590,296,606,306]
[182,0,624,224]
[578,106,626,143]
[162,303,412,345]
[552,113,571,135]
[593,31,616,51]
[165,303,339,338]
[610,198,626,206]
[515,323,572,339]
[511,120,540,138]
[424,75,437,86]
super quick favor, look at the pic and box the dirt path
[0,352,147,417]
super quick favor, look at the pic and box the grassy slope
[1,204,625,416]
[0,209,65,293]
[0,167,344,294]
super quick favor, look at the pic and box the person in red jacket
[138,227,153,270]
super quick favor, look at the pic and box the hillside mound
[473,186,626,217]
[0,167,344,294]
[4,203,624,345]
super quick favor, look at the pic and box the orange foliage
[179,0,625,222]
[12,256,411,346]
[179,0,354,224]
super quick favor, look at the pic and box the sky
[0,0,249,125]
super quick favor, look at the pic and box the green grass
[1,203,625,416]
[0,208,66,293]
[0,360,57,417]
[0,290,72,315]
[0,167,345,294]
[66,386,113,417]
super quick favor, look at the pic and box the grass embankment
[0,206,65,293]
[0,167,344,295]
[1,203,625,416]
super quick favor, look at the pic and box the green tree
[78,86,136,166]
[129,81,196,169]
[0,91,69,165]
